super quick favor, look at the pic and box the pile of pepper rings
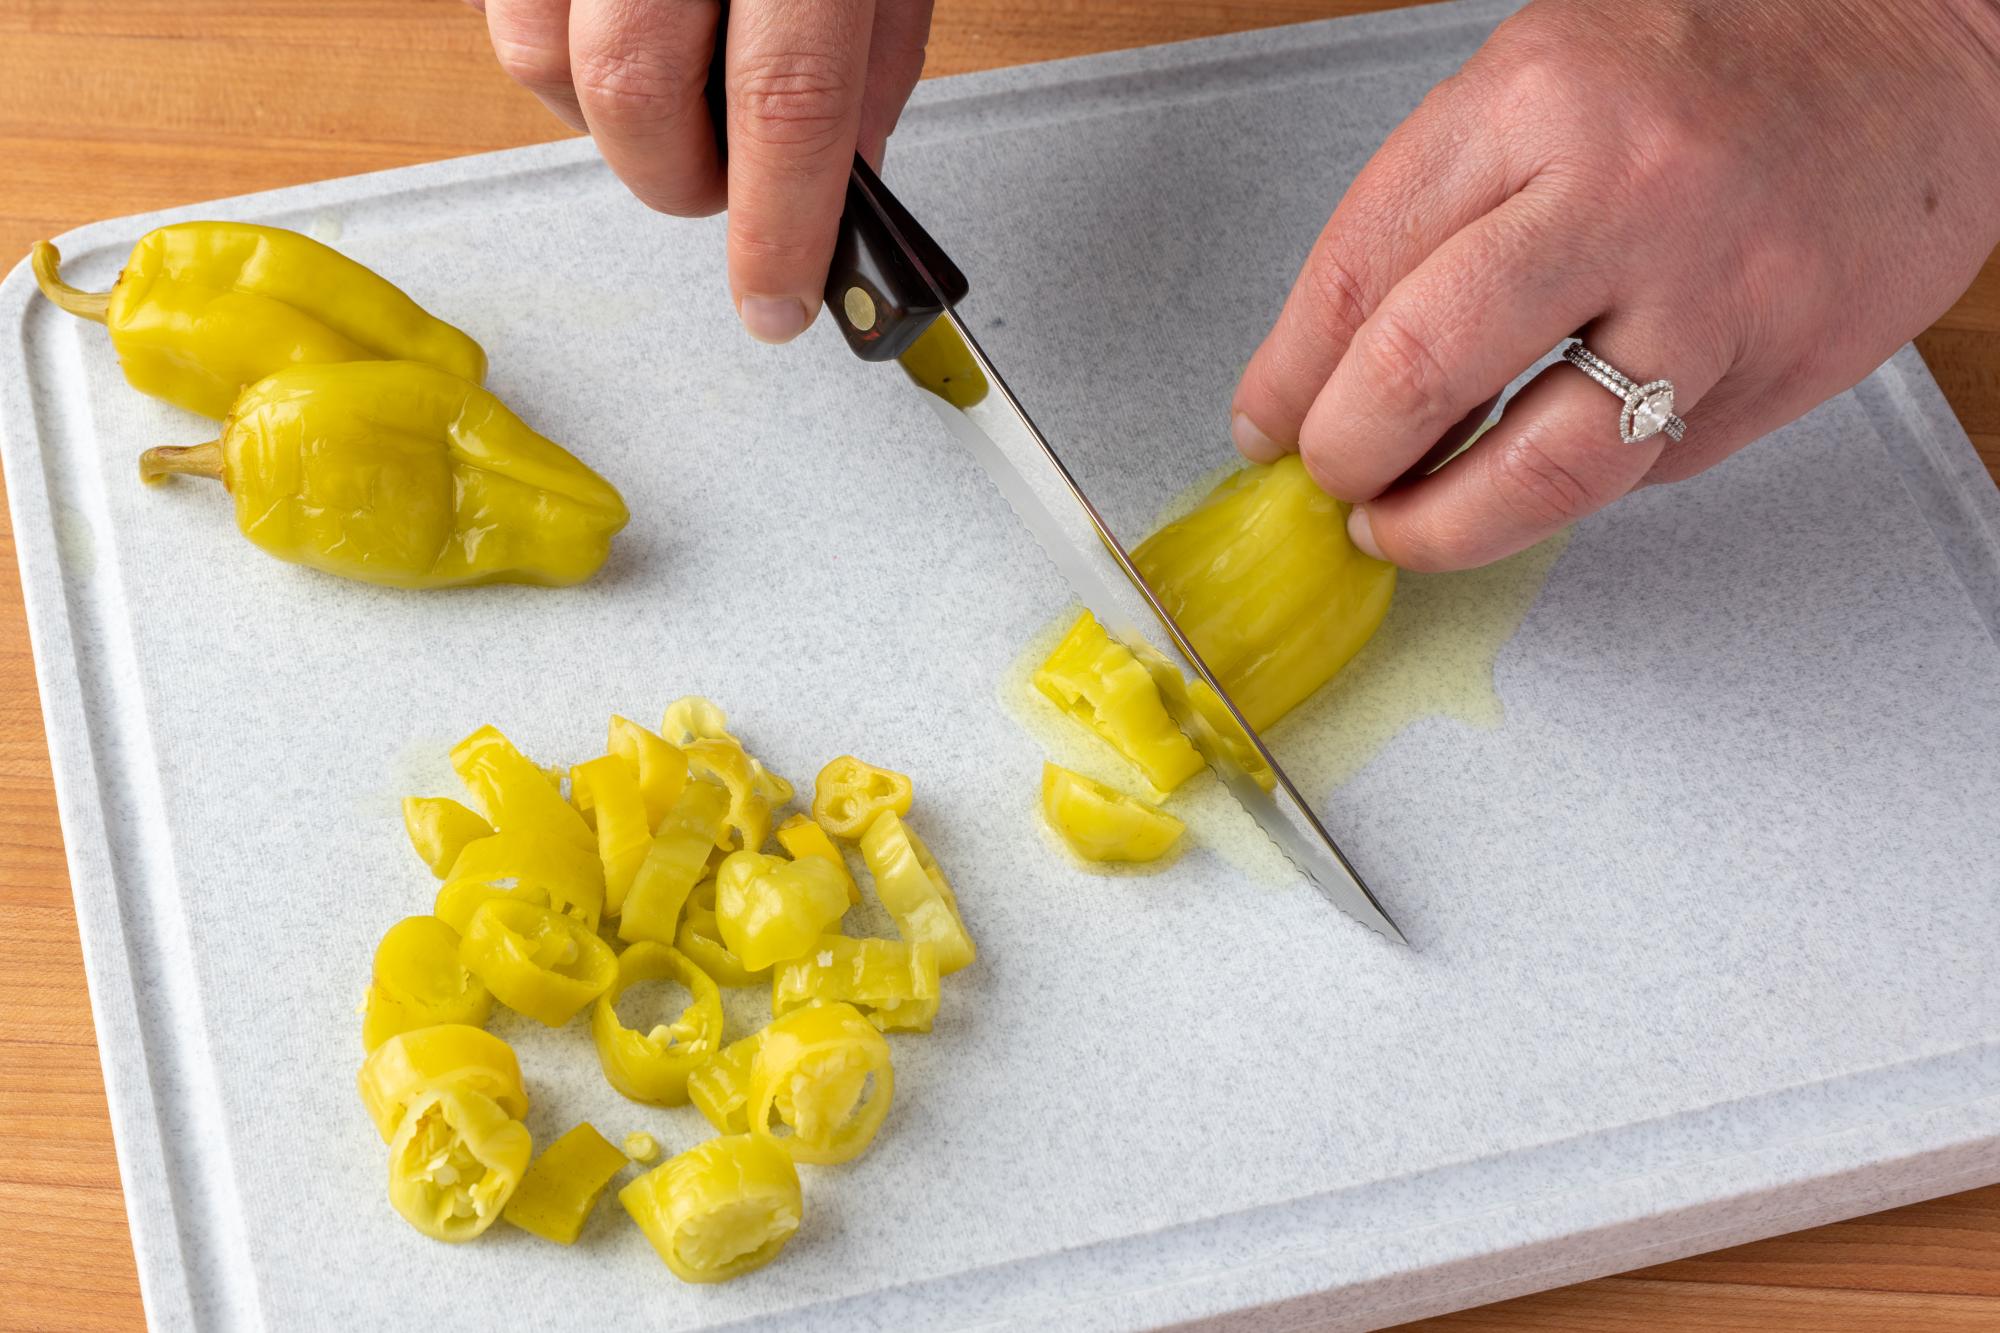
[356,696,974,1283]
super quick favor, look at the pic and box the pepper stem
[30,242,112,324]
[139,441,224,486]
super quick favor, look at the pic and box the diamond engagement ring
[1561,341,1686,444]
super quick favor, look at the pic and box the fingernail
[1232,412,1285,463]
[740,295,809,345]
[1347,505,1385,560]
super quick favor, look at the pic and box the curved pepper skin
[620,779,732,947]
[502,1122,629,1245]
[401,796,492,878]
[771,935,940,1032]
[357,1024,527,1142]
[776,813,859,904]
[590,943,724,1105]
[748,1002,895,1165]
[684,738,776,853]
[676,902,770,989]
[606,716,688,831]
[1034,612,1203,795]
[387,1085,532,1243]
[857,814,976,975]
[714,851,851,972]
[31,222,486,419]
[570,754,651,917]
[1131,455,1396,732]
[436,831,604,934]
[687,1028,768,1135]
[810,756,914,840]
[138,361,629,589]
[1039,764,1185,864]
[619,1135,802,1284]
[361,915,493,1051]
[460,898,617,1027]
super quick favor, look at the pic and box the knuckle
[490,37,570,93]
[1490,431,1607,528]
[1300,250,1373,346]
[1352,306,1455,425]
[733,49,855,156]
[572,43,693,128]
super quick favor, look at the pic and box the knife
[814,157,1407,945]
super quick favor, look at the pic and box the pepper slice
[570,754,651,917]
[502,1122,629,1245]
[714,851,850,972]
[30,222,486,419]
[771,935,940,1033]
[460,898,617,1027]
[590,943,724,1105]
[451,726,596,853]
[434,829,604,934]
[387,1085,532,1243]
[810,755,914,840]
[1034,612,1203,794]
[401,797,492,879]
[606,715,688,829]
[357,1023,526,1142]
[1040,764,1186,863]
[619,1135,802,1284]
[748,1002,895,1165]
[687,1029,769,1135]
[857,814,976,975]
[675,902,770,989]
[683,738,775,854]
[361,915,493,1051]
[619,779,731,946]
[775,813,859,905]
[660,695,733,747]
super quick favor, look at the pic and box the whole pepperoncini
[138,361,628,589]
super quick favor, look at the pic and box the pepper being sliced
[619,1134,801,1284]
[771,935,940,1033]
[775,813,859,905]
[857,814,976,975]
[570,754,651,917]
[502,1122,629,1245]
[810,755,914,840]
[460,898,617,1027]
[387,1085,532,1243]
[31,222,486,419]
[714,851,850,972]
[606,715,688,830]
[1039,763,1186,864]
[675,902,770,989]
[687,1028,769,1136]
[619,779,731,946]
[401,797,492,879]
[434,829,605,934]
[747,1001,895,1165]
[1033,612,1203,794]
[138,361,628,589]
[361,915,492,1051]
[590,943,724,1105]
[357,1023,527,1142]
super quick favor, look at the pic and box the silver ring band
[1561,341,1686,444]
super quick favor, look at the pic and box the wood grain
[0,3,1994,1329]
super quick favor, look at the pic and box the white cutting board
[3,2,1997,1328]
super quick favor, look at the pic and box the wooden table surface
[2,2,1995,1328]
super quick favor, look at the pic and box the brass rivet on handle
[842,285,877,332]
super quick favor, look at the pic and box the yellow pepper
[748,1002,895,1165]
[676,902,770,989]
[356,1023,526,1142]
[460,898,617,1027]
[1039,764,1185,864]
[590,943,724,1105]
[810,755,913,840]
[387,1085,532,1243]
[899,313,989,408]
[400,796,492,878]
[714,851,850,972]
[683,738,775,854]
[771,935,940,1033]
[606,716,688,829]
[452,725,596,851]
[687,1029,768,1136]
[1131,454,1396,731]
[137,361,629,589]
[502,1122,629,1245]
[775,813,859,905]
[619,779,731,946]
[619,1135,801,1284]
[361,915,492,1051]
[1034,612,1203,794]
[660,695,733,747]
[857,814,976,975]
[570,754,651,917]
[30,222,486,419]
[435,829,604,934]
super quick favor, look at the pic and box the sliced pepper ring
[590,942,724,1105]
[361,914,493,1051]
[857,813,976,975]
[747,1001,895,1165]
[435,829,605,933]
[357,1023,526,1142]
[460,898,618,1027]
[386,1084,532,1243]
[810,755,914,840]
[620,1134,802,1284]
[675,902,769,988]
[683,738,773,853]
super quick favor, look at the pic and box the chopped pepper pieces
[660,696,733,747]
[776,813,859,905]
[387,1085,532,1243]
[31,222,486,419]
[590,943,724,1105]
[570,754,651,917]
[857,814,976,975]
[748,1002,895,1165]
[401,796,492,879]
[675,902,770,989]
[1034,612,1203,794]
[1040,763,1185,863]
[460,898,617,1027]
[357,1023,526,1142]
[619,779,731,946]
[138,361,628,589]
[620,1134,801,1284]
[502,1122,628,1245]
[810,755,914,840]
[451,726,596,853]
[683,738,775,854]
[435,829,604,933]
[687,1029,768,1136]
[606,716,688,829]
[714,851,851,972]
[771,935,940,1033]
[361,915,492,1051]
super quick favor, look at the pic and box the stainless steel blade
[903,313,1406,943]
